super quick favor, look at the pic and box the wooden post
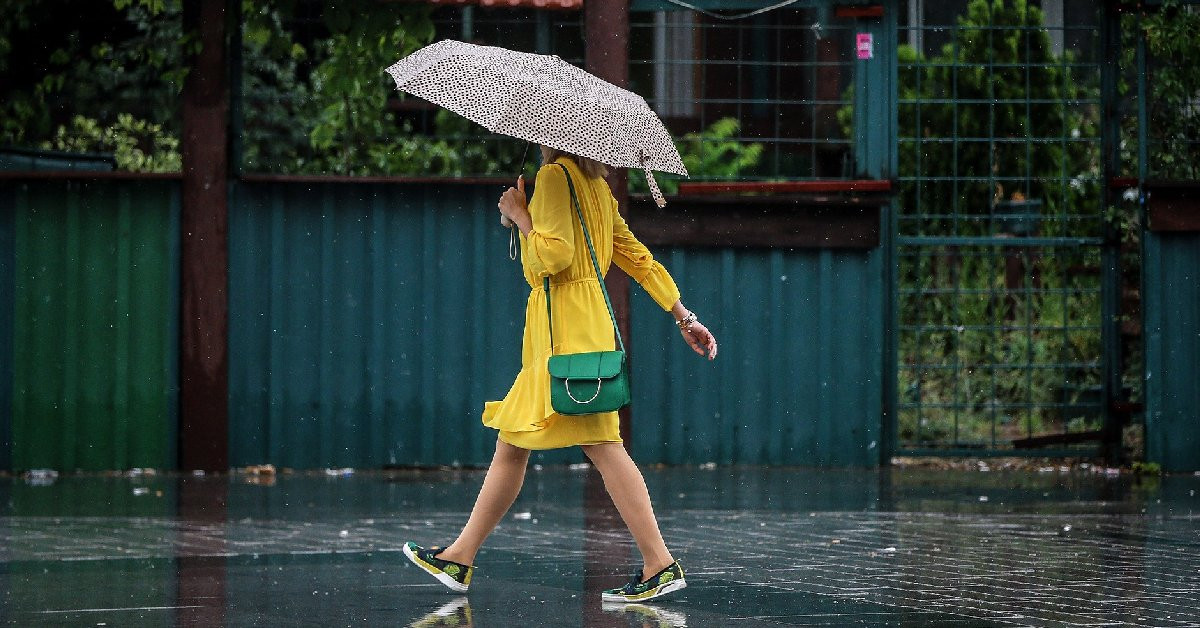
[585,0,634,445]
[179,0,230,471]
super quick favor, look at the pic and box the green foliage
[678,118,764,186]
[894,0,1100,234]
[631,117,764,195]
[239,3,314,173]
[1122,1,1200,179]
[113,0,169,12]
[237,1,459,175]
[1131,460,1161,475]
[365,110,528,177]
[0,0,444,175]
[0,0,184,156]
[84,1,189,129]
[1,0,95,143]
[42,114,181,172]
[306,3,435,174]
[887,0,1106,448]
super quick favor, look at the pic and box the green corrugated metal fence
[228,181,573,468]
[6,176,1191,471]
[1,195,13,472]
[631,246,885,466]
[1143,232,1200,472]
[228,181,886,467]
[3,180,179,471]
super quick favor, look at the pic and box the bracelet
[676,312,698,331]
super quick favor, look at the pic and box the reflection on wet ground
[1,466,1198,626]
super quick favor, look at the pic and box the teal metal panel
[9,180,178,471]
[0,148,115,172]
[1,186,13,471]
[229,182,582,469]
[1143,232,1200,472]
[630,246,885,466]
[229,184,888,468]
[853,5,897,182]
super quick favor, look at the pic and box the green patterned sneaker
[601,561,686,602]
[403,542,474,592]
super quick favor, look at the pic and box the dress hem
[496,429,623,451]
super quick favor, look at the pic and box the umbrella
[384,39,686,207]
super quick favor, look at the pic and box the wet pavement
[1,465,1198,627]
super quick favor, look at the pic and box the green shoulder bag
[545,163,631,416]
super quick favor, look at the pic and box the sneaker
[403,542,474,592]
[601,561,686,602]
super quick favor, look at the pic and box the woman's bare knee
[495,438,531,464]
[580,442,623,467]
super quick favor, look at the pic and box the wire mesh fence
[894,0,1110,454]
[628,7,858,186]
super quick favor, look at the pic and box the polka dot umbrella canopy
[385,39,687,207]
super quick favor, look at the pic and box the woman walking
[404,147,717,602]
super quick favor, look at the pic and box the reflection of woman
[404,147,717,602]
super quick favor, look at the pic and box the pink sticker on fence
[857,33,874,60]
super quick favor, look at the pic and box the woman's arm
[610,197,718,360]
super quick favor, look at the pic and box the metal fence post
[180,0,231,471]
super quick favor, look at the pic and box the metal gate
[892,0,1119,456]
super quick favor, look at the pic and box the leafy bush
[0,0,186,149]
[304,2,435,174]
[630,117,764,195]
[42,114,180,172]
[1122,0,1200,180]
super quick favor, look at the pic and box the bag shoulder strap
[544,162,625,355]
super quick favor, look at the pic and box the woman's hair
[539,145,609,179]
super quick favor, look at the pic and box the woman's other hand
[681,319,718,360]
[498,175,532,234]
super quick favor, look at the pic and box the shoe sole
[403,544,469,592]
[600,578,687,602]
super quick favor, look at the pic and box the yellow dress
[482,157,681,449]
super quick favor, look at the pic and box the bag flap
[547,351,625,379]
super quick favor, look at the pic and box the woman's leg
[581,443,674,581]
[436,438,531,566]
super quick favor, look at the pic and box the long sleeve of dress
[610,195,681,311]
[523,164,576,277]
